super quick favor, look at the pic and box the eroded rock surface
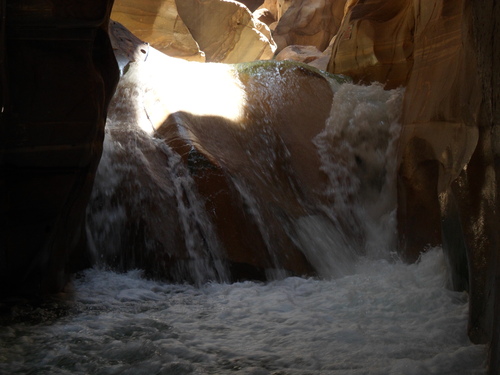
[273,0,347,54]
[176,0,276,63]
[111,0,205,61]
[111,0,276,63]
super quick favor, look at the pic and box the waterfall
[295,83,404,277]
[86,52,404,282]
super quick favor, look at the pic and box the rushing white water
[0,249,486,374]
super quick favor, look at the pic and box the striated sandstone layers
[110,0,205,61]
[272,0,347,54]
[111,0,276,63]
[326,0,499,371]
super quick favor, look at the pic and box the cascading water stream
[0,53,487,374]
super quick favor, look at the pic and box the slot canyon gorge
[0,0,498,373]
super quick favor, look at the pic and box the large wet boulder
[91,26,347,280]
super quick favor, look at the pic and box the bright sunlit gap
[130,47,248,134]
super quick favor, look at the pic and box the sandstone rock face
[327,0,499,370]
[273,0,347,54]
[327,0,414,89]
[275,44,329,70]
[257,0,294,22]
[254,8,276,26]
[275,44,323,63]
[112,0,276,63]
[111,0,205,61]
[176,0,276,63]
[237,0,264,12]
[0,0,119,296]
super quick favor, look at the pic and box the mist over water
[0,62,487,373]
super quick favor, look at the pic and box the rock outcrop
[273,0,347,54]
[326,0,499,371]
[275,44,328,70]
[111,0,205,61]
[111,0,276,63]
[326,0,414,89]
[176,0,276,63]
[0,0,119,296]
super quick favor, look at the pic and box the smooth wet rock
[119,53,343,280]
[98,24,355,280]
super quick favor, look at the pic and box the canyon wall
[326,0,499,371]
[1,0,498,371]
[0,0,119,296]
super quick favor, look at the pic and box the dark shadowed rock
[0,0,119,297]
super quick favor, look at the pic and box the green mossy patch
[234,59,351,86]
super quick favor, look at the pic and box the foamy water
[0,249,486,375]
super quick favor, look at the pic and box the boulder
[275,44,329,70]
[275,44,323,63]
[98,23,356,280]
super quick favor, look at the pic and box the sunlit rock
[111,0,205,61]
[253,8,276,26]
[327,0,414,89]
[176,0,276,63]
[276,44,322,62]
[273,0,347,54]
[111,0,276,63]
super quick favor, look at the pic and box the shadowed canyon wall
[0,0,119,297]
[326,0,499,371]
